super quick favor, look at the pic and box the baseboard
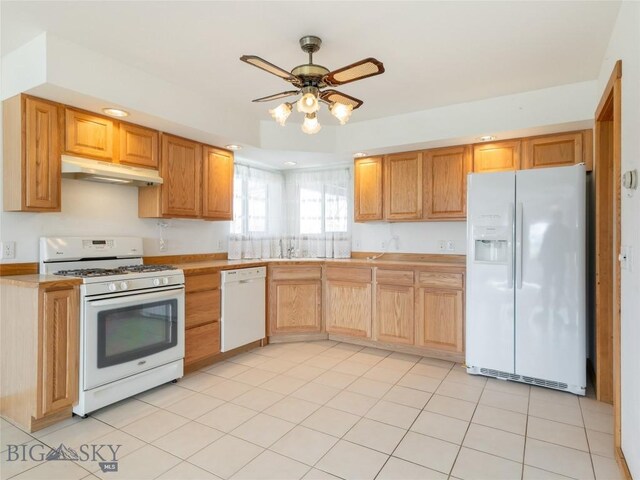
[615,447,633,480]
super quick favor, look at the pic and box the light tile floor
[0,341,622,480]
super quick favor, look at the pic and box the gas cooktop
[53,264,178,278]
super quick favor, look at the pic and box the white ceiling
[1,0,621,127]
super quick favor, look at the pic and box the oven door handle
[86,287,184,307]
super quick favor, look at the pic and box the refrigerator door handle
[507,202,515,289]
[516,202,524,289]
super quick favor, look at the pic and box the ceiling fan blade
[252,91,300,103]
[323,58,385,86]
[240,55,300,85]
[320,89,363,109]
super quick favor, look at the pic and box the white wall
[352,222,466,255]
[597,2,640,476]
[0,179,230,263]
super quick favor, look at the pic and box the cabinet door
[473,140,521,173]
[384,152,423,220]
[64,109,114,160]
[375,284,414,345]
[415,288,463,353]
[325,281,372,337]
[354,156,383,221]
[118,123,159,169]
[423,146,470,220]
[185,322,220,367]
[522,131,582,170]
[39,288,79,417]
[24,97,61,210]
[161,134,202,217]
[270,280,322,334]
[186,289,220,329]
[202,146,234,220]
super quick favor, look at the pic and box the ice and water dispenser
[473,225,510,264]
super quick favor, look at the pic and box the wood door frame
[594,60,631,479]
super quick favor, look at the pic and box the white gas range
[40,236,185,417]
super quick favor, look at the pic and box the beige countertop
[170,256,465,275]
[0,274,84,288]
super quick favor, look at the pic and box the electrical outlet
[381,240,386,250]
[438,240,446,251]
[159,238,168,252]
[217,239,224,251]
[1,241,16,259]
[354,240,361,249]
[392,235,400,250]
[446,240,455,251]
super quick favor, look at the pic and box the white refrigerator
[465,164,586,395]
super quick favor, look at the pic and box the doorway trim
[594,60,630,479]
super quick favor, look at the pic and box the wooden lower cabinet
[268,266,322,335]
[40,289,79,417]
[0,281,80,432]
[375,283,414,344]
[270,281,322,334]
[185,322,220,365]
[415,287,464,353]
[184,271,221,368]
[325,266,373,337]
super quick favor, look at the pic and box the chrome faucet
[286,246,296,259]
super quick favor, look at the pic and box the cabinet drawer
[185,322,220,366]
[376,269,414,286]
[326,266,372,283]
[417,271,463,289]
[186,290,220,329]
[185,272,219,293]
[270,266,322,281]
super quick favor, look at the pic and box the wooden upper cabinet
[202,146,234,220]
[160,134,202,217]
[118,123,159,169]
[384,152,423,220]
[354,157,384,221]
[64,108,114,160]
[3,95,61,212]
[522,131,590,170]
[473,140,521,173]
[423,146,470,220]
[39,288,79,417]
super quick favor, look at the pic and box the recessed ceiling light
[353,152,368,158]
[225,144,242,150]
[479,135,496,142]
[102,108,129,117]
[283,161,297,166]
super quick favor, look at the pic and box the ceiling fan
[240,35,385,134]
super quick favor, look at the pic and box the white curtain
[284,167,352,259]
[229,164,352,259]
[228,165,285,259]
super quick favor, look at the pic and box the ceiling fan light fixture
[297,87,320,114]
[301,113,321,135]
[330,102,353,125]
[269,103,292,126]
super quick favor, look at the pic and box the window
[230,165,283,236]
[299,184,348,235]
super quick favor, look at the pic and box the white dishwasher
[220,267,267,352]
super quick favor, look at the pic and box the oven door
[84,286,185,390]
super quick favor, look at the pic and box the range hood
[61,155,163,186]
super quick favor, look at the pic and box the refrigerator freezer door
[514,165,586,390]
[466,171,516,373]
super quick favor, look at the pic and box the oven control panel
[83,273,185,297]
